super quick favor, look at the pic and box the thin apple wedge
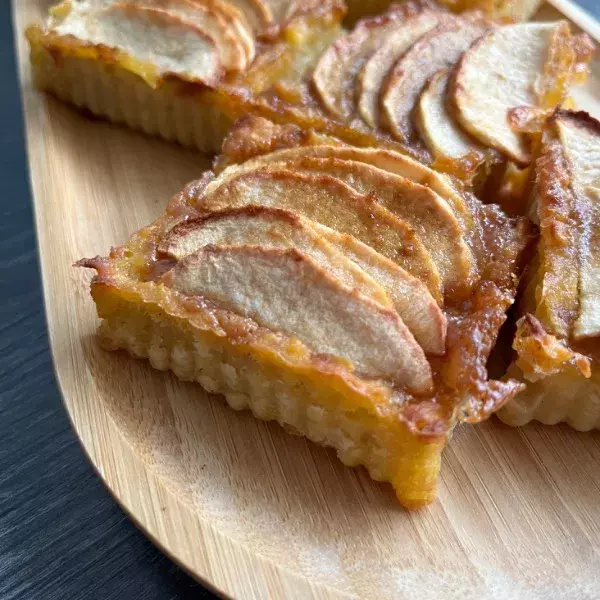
[53,2,223,84]
[450,22,590,165]
[312,2,429,119]
[311,224,447,355]
[415,69,482,161]
[282,155,475,298]
[357,9,442,128]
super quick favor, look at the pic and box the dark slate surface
[1,2,599,599]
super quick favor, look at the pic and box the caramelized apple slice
[576,188,600,338]
[451,22,567,165]
[415,69,482,160]
[284,156,475,297]
[197,169,444,302]
[159,206,392,308]
[312,224,447,354]
[163,246,434,391]
[131,0,252,70]
[161,206,447,353]
[555,112,600,339]
[206,144,471,229]
[203,0,255,61]
[381,19,488,144]
[357,10,441,128]
[54,2,222,84]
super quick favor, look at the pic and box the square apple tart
[498,110,600,431]
[79,117,530,507]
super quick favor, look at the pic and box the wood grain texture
[13,1,600,598]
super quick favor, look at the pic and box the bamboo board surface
[13,1,600,598]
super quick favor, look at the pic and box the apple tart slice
[79,118,530,507]
[26,0,343,152]
[269,2,593,181]
[498,110,600,431]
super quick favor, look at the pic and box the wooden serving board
[13,2,600,598]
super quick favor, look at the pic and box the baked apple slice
[280,155,475,298]
[208,143,471,229]
[312,2,429,119]
[159,206,393,308]
[133,0,253,70]
[451,22,585,165]
[161,205,447,354]
[311,224,447,354]
[557,113,600,339]
[415,69,482,160]
[53,2,223,84]
[356,9,442,128]
[381,18,488,144]
[226,0,271,31]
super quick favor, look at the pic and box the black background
[1,2,598,599]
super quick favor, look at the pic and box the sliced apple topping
[196,168,444,302]
[311,3,430,120]
[357,9,442,128]
[281,156,475,297]
[451,22,573,165]
[161,206,447,354]
[415,69,482,160]
[553,112,600,340]
[54,2,222,84]
[381,18,488,145]
[162,245,434,391]
[576,188,600,339]
[310,224,447,355]
[206,144,471,229]
[225,0,271,32]
[159,206,392,308]
[530,115,580,339]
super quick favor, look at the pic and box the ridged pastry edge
[497,366,600,431]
